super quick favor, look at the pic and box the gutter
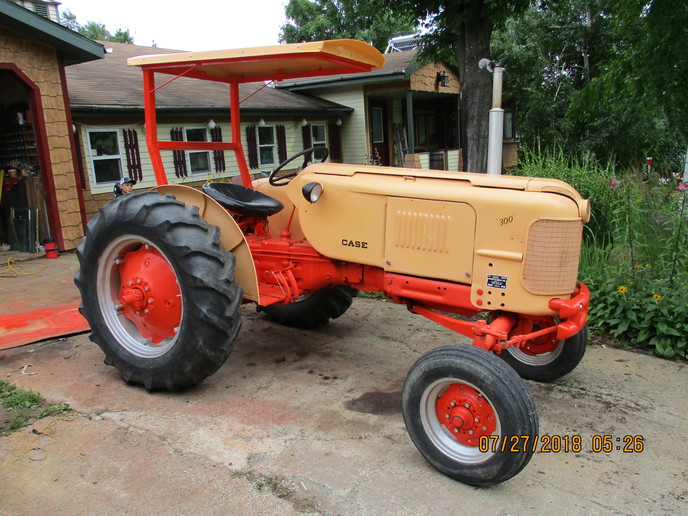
[70,104,354,118]
[276,71,408,91]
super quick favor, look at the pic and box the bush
[513,148,688,358]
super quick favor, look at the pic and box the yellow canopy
[127,39,385,83]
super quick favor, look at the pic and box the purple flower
[610,178,621,190]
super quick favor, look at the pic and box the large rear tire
[402,345,538,487]
[259,285,355,328]
[75,192,242,391]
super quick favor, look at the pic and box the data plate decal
[486,274,508,289]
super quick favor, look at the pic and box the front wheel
[402,345,538,487]
[499,323,588,382]
[75,192,243,391]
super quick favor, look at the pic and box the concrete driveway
[0,297,686,515]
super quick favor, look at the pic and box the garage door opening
[0,68,51,252]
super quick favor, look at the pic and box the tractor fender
[153,184,259,302]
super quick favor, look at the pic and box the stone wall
[0,26,84,249]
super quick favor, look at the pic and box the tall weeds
[512,148,688,358]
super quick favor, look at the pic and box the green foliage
[516,150,688,358]
[583,258,688,358]
[0,380,41,409]
[280,0,416,51]
[514,147,617,239]
[492,0,688,174]
[60,9,134,43]
[0,380,71,435]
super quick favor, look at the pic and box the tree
[60,9,134,44]
[492,0,687,173]
[280,0,416,52]
[383,1,530,173]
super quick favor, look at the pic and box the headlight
[302,182,323,203]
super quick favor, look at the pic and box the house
[0,0,103,252]
[277,41,517,172]
[65,41,355,220]
[68,41,516,223]
[2,0,517,252]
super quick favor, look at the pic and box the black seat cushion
[202,182,284,217]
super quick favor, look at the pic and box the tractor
[75,40,590,487]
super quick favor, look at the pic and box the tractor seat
[202,182,284,218]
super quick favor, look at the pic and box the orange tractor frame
[76,40,590,487]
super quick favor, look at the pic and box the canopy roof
[127,39,385,84]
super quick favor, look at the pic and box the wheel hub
[514,317,559,355]
[436,383,497,446]
[117,245,182,344]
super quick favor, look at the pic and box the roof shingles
[66,41,351,114]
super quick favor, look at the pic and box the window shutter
[211,126,226,172]
[276,125,287,163]
[123,129,143,181]
[328,123,342,162]
[301,124,312,149]
[246,125,258,169]
[170,127,188,178]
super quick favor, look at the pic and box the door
[369,102,389,166]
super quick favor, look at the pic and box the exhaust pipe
[480,59,505,175]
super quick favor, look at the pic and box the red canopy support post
[231,82,253,188]
[143,69,168,186]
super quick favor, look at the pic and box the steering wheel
[269,146,329,186]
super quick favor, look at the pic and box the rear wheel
[75,192,242,391]
[402,345,538,487]
[259,286,355,328]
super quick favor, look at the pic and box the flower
[677,181,688,192]
[610,178,621,190]
[653,294,662,301]
[645,264,652,268]
[617,286,627,294]
[627,279,633,284]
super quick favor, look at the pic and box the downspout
[480,59,504,175]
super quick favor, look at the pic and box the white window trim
[258,125,277,168]
[86,128,123,186]
[185,127,213,175]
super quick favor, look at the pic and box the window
[371,108,384,143]
[88,130,123,184]
[310,124,329,161]
[258,126,276,167]
[311,124,327,147]
[504,111,515,139]
[414,114,439,149]
[185,127,211,174]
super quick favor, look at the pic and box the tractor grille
[523,219,582,294]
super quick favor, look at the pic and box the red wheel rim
[118,245,182,344]
[436,383,497,447]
